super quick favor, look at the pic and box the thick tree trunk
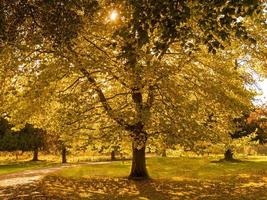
[62,145,67,163]
[32,148,39,161]
[128,143,149,180]
[224,148,234,161]
[111,150,116,161]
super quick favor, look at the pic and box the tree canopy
[0,0,266,179]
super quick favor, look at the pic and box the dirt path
[0,161,110,187]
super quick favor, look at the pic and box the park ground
[0,156,267,199]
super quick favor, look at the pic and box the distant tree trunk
[161,148,167,157]
[128,142,149,179]
[62,145,67,163]
[224,148,234,161]
[32,148,39,161]
[111,150,116,161]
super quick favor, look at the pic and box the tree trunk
[32,148,39,161]
[111,150,116,161]
[128,143,149,180]
[15,151,19,160]
[62,145,67,163]
[224,148,234,161]
[161,148,167,157]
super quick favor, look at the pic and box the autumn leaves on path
[0,165,71,187]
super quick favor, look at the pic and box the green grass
[58,156,267,180]
[0,160,58,175]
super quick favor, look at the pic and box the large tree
[0,0,265,179]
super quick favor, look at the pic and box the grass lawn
[0,160,58,176]
[58,156,267,180]
[1,157,267,199]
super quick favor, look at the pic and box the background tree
[0,117,20,156]
[0,117,12,139]
[225,108,267,161]
[18,123,46,161]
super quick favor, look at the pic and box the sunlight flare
[110,10,118,21]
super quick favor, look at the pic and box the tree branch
[79,67,132,130]
[59,76,84,93]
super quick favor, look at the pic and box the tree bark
[32,148,39,161]
[62,145,67,163]
[128,142,149,179]
[111,150,116,161]
[224,148,234,161]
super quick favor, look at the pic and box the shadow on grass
[211,158,243,163]
[1,174,267,200]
